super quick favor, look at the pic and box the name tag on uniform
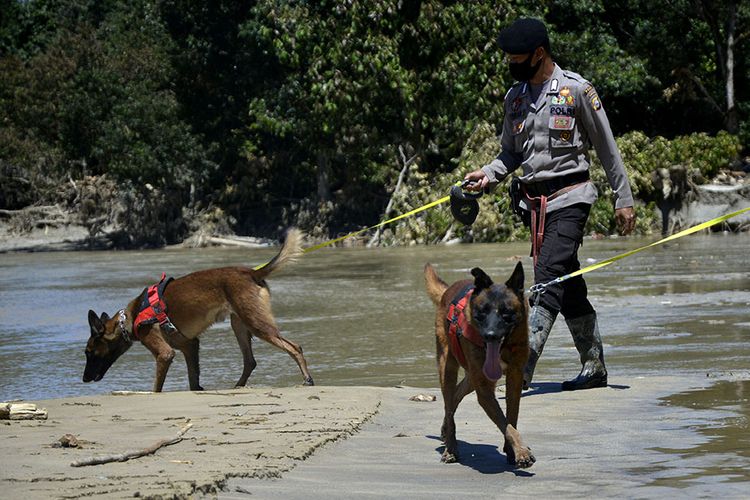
[550,105,575,117]
[512,119,525,135]
[549,116,575,130]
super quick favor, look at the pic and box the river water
[2,233,748,400]
[0,234,748,397]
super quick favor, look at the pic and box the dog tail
[424,263,448,305]
[254,228,304,279]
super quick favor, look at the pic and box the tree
[604,0,749,137]
[241,1,514,232]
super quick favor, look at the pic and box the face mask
[508,53,542,82]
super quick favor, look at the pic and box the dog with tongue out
[424,261,535,468]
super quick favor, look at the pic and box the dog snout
[481,330,503,342]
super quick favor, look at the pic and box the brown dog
[83,229,314,392]
[424,261,534,468]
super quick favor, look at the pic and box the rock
[58,434,80,448]
[409,394,436,402]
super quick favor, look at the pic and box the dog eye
[502,312,516,323]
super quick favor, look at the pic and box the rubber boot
[523,306,557,390]
[561,312,608,391]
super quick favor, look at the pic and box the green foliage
[0,0,747,246]
[239,1,514,235]
[0,1,210,197]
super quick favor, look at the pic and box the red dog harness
[133,273,175,338]
[446,284,484,369]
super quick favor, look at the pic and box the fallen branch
[70,422,193,467]
[207,236,269,248]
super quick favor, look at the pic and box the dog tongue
[483,341,502,381]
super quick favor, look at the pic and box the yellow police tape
[531,205,750,294]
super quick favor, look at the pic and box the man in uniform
[464,18,636,391]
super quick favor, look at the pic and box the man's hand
[615,206,636,235]
[463,169,489,192]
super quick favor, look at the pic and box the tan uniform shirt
[481,64,634,212]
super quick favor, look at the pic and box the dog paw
[513,447,536,469]
[441,450,458,464]
[303,377,315,386]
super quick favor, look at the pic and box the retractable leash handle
[450,180,484,225]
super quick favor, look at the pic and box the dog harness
[446,284,484,369]
[133,273,175,338]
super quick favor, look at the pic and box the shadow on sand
[520,382,630,397]
[427,435,535,476]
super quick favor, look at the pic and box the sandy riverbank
[3,374,749,499]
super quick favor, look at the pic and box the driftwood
[111,390,154,396]
[0,403,48,420]
[207,236,269,248]
[70,422,193,467]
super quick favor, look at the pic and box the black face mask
[508,53,542,82]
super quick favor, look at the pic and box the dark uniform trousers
[532,203,595,319]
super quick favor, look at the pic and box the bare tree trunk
[366,146,417,247]
[725,0,739,133]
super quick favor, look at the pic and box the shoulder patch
[590,94,602,111]
[582,83,602,111]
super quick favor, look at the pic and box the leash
[301,194,451,254]
[252,185,461,270]
[528,205,750,299]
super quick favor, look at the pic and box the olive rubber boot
[523,306,557,390]
[561,312,608,391]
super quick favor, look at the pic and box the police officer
[464,18,636,391]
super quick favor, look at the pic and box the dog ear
[505,261,525,295]
[101,312,110,322]
[88,310,105,337]
[471,267,494,293]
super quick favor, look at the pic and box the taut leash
[253,188,458,270]
[528,205,750,299]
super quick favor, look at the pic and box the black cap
[497,18,549,54]
[450,185,481,225]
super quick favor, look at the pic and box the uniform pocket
[549,115,576,149]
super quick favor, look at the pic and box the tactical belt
[523,171,591,266]
[523,171,590,197]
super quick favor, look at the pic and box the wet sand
[3,374,749,499]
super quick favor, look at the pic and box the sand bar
[2,375,749,499]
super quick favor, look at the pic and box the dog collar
[118,309,133,344]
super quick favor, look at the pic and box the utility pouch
[508,177,524,218]
[508,176,530,227]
